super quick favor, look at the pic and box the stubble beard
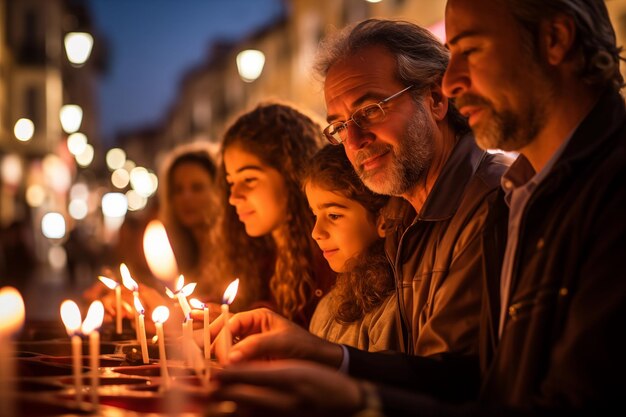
[356,103,434,196]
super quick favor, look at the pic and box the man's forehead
[445,0,512,42]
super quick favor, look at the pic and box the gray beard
[473,106,542,152]
[357,103,434,196]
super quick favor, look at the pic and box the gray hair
[315,19,470,136]
[506,0,624,91]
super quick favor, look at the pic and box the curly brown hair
[219,102,329,322]
[302,145,394,323]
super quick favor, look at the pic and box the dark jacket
[354,90,626,416]
[349,133,510,401]
[383,134,511,357]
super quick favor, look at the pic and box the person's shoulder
[475,151,514,188]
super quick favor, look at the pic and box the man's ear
[427,84,449,121]
[540,13,576,65]
[376,214,386,238]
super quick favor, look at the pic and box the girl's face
[305,182,383,273]
[171,161,214,229]
[224,145,289,237]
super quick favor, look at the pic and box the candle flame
[152,335,158,344]
[0,286,25,334]
[98,275,118,290]
[81,301,104,334]
[133,297,145,314]
[189,298,204,309]
[120,263,138,291]
[222,278,240,305]
[181,282,197,297]
[60,300,82,336]
[143,220,179,282]
[151,305,170,324]
[175,275,185,292]
[164,287,175,299]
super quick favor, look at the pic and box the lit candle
[151,306,170,390]
[98,275,122,334]
[133,297,149,364]
[0,287,26,417]
[81,301,104,410]
[190,298,210,360]
[143,220,179,282]
[219,279,239,365]
[182,314,194,366]
[165,275,196,318]
[120,263,141,342]
[60,300,83,403]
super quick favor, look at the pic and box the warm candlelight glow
[120,263,138,291]
[165,287,175,299]
[98,276,118,289]
[143,220,178,282]
[181,282,197,297]
[175,275,184,292]
[81,301,104,334]
[134,297,145,314]
[60,300,82,335]
[189,298,204,309]
[222,278,240,305]
[0,287,25,334]
[152,306,170,324]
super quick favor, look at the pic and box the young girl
[219,102,335,326]
[304,145,401,352]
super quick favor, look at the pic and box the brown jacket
[384,133,511,356]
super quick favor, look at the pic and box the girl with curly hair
[304,145,401,352]
[219,102,334,326]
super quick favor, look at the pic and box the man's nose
[343,122,373,151]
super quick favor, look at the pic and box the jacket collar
[384,133,486,226]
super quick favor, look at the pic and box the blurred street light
[64,32,94,66]
[236,49,265,82]
[60,105,83,134]
[14,118,34,142]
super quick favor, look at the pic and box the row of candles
[0,219,238,411]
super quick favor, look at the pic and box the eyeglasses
[323,85,413,145]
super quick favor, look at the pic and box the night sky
[87,0,285,146]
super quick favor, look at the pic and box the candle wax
[220,304,232,365]
[71,334,83,403]
[115,286,122,334]
[138,313,149,364]
[156,322,170,389]
[89,331,99,410]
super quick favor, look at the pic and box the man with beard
[317,19,511,359]
[209,1,625,416]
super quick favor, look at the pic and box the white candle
[0,287,26,417]
[98,276,122,334]
[203,306,210,360]
[134,298,149,364]
[81,301,104,411]
[152,306,170,390]
[60,300,83,404]
[220,304,231,365]
[219,278,239,365]
[120,263,141,341]
[71,334,83,403]
[115,286,122,334]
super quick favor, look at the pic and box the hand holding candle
[219,278,239,365]
[151,306,170,389]
[81,301,104,410]
[133,297,149,364]
[60,300,83,404]
[98,276,122,334]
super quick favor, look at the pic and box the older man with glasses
[209,16,511,400]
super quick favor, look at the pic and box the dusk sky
[87,0,285,146]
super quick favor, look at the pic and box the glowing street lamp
[14,118,34,142]
[236,49,265,82]
[60,105,83,133]
[64,32,93,66]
